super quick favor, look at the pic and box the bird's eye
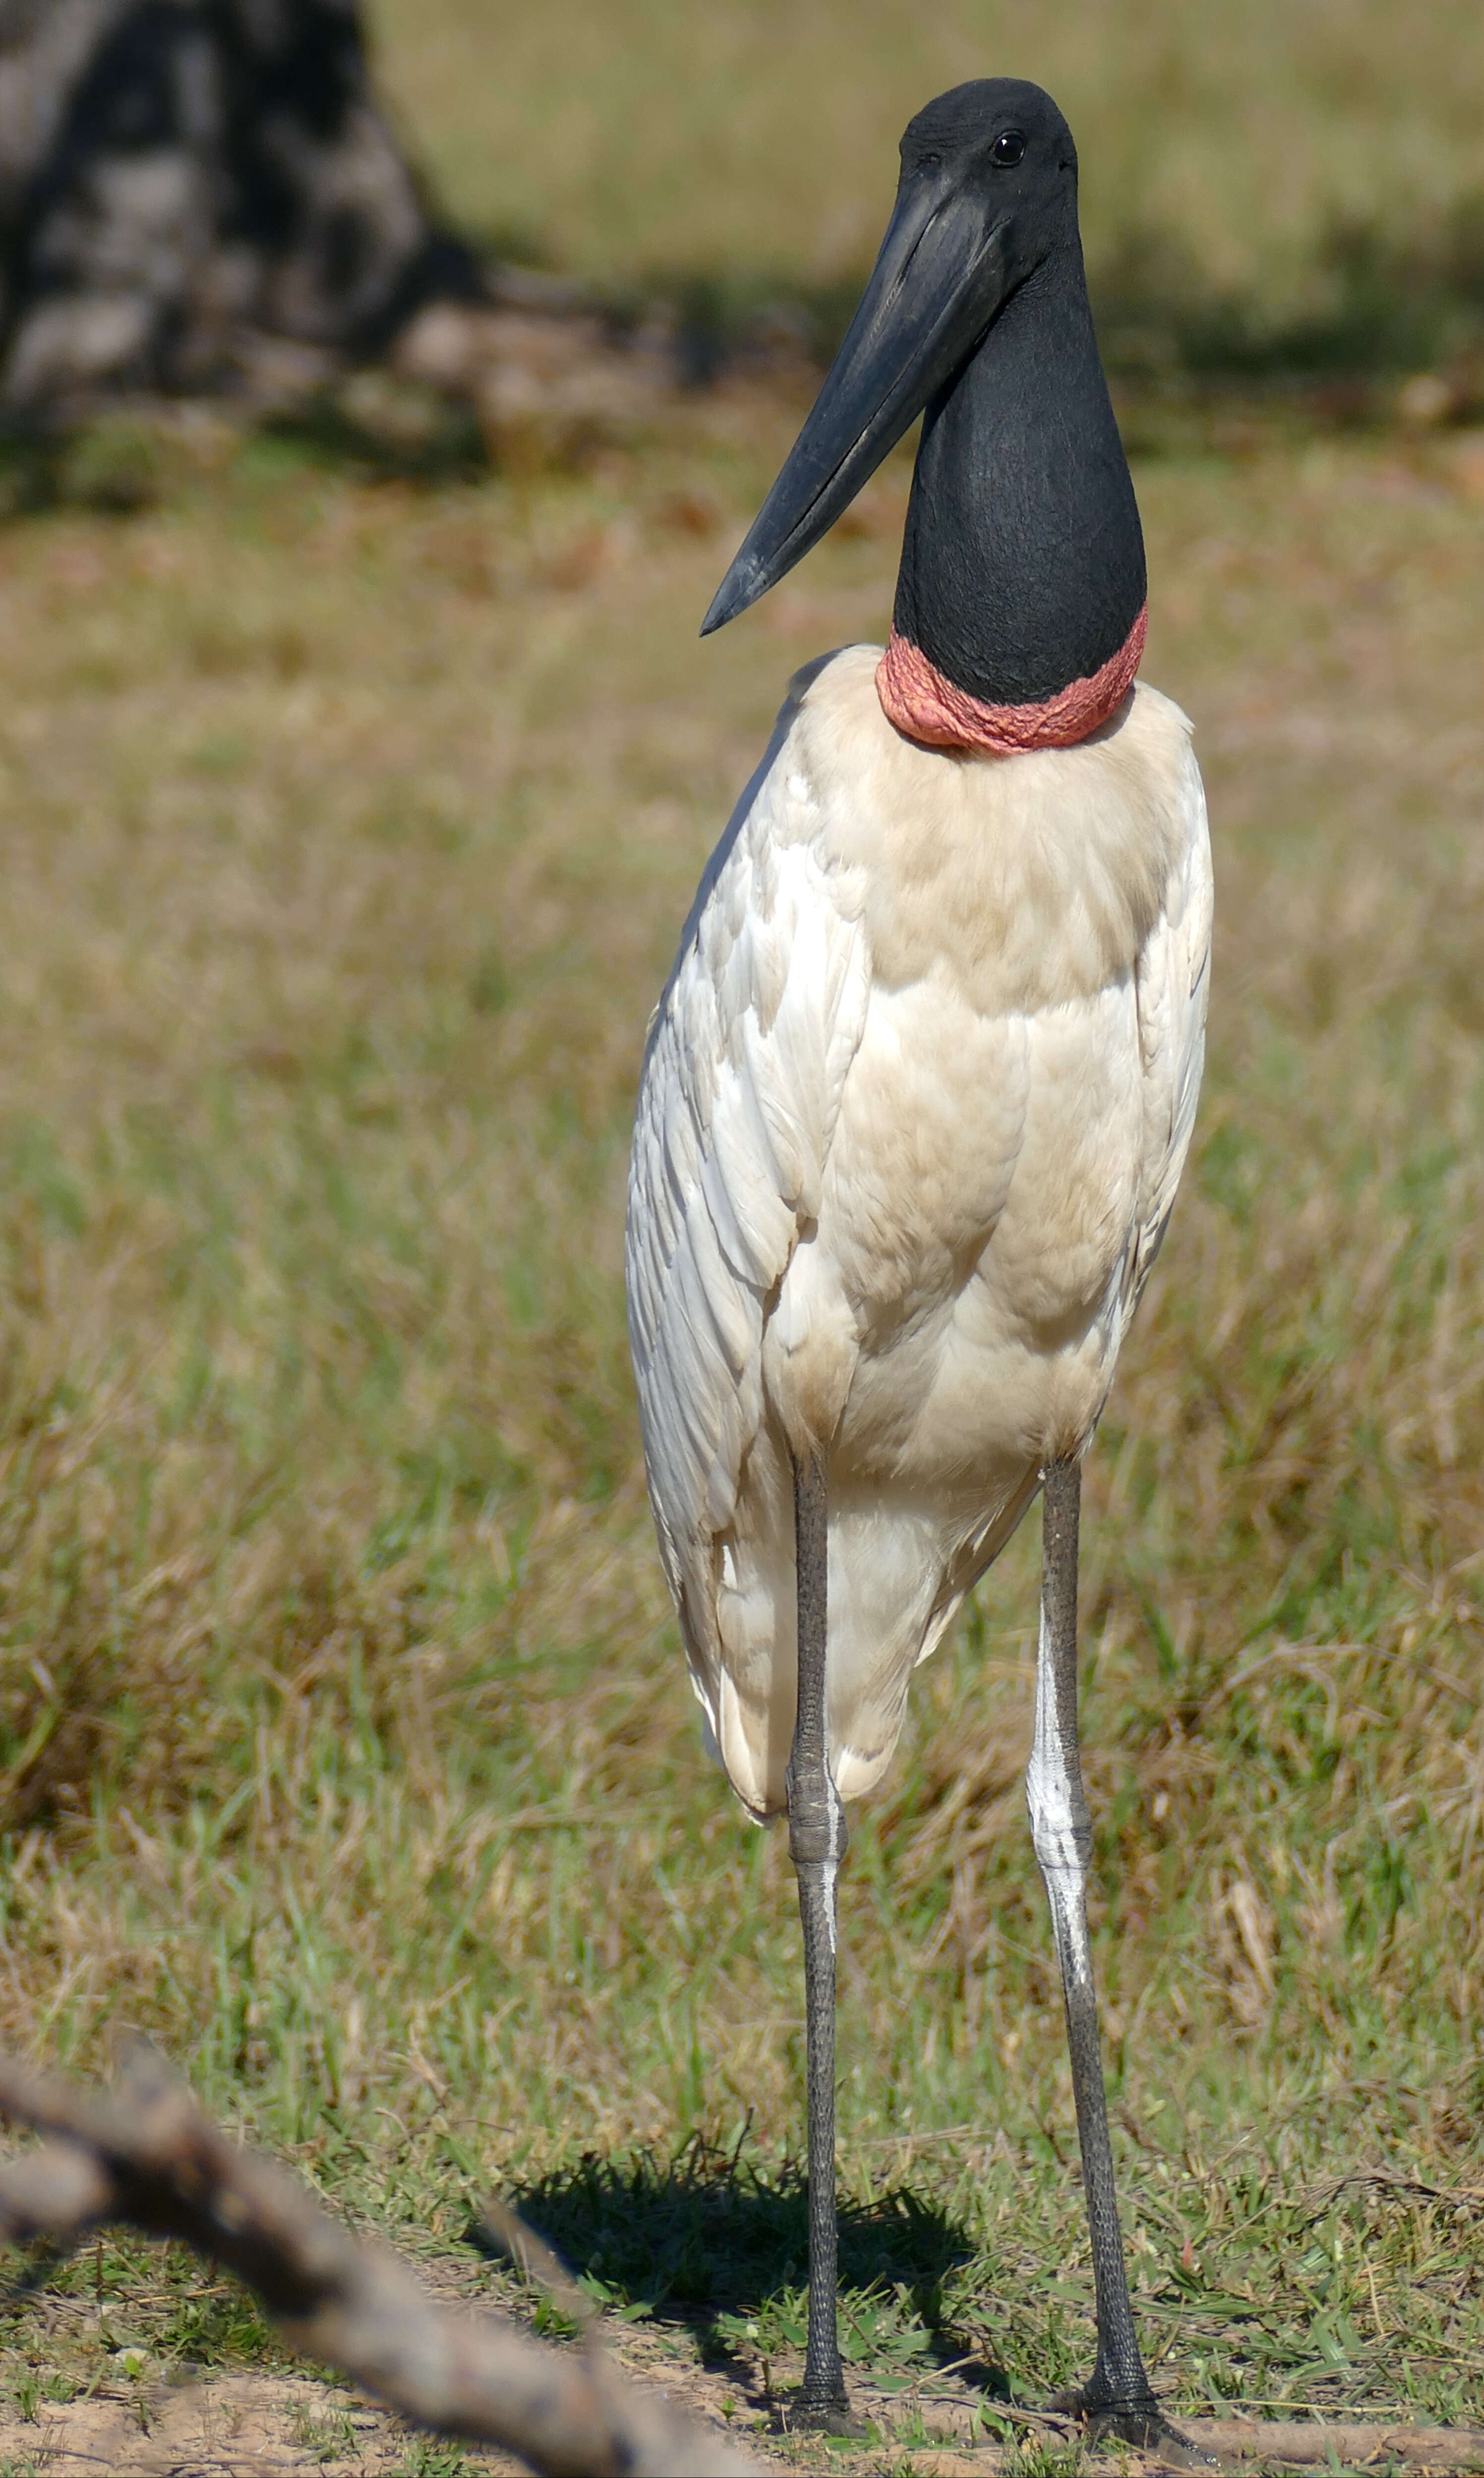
[992,129,1026,167]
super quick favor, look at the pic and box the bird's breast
[813,963,1144,1481]
[792,645,1187,1017]
[761,648,1194,1487]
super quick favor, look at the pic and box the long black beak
[702,174,1012,635]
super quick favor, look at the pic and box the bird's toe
[1047,2387,1220,2464]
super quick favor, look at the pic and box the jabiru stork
[625,78,1212,2437]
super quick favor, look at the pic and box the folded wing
[1126,729,1213,1329]
[626,665,872,1790]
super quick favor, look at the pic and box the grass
[371,0,1484,375]
[0,387,1479,2450]
[0,10,1483,2455]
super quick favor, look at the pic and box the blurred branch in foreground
[0,2037,758,2478]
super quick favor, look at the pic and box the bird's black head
[703,79,1090,636]
[896,77,1080,289]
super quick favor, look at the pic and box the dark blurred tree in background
[0,0,481,411]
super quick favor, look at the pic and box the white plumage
[627,643,1211,1817]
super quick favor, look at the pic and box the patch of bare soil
[3,2345,1484,2477]
[0,2318,1020,2475]
[0,2321,783,2477]
[0,2369,517,2474]
[2,2276,1482,2477]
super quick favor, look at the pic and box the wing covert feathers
[625,668,872,1800]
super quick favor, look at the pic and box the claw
[1049,2386,1221,2465]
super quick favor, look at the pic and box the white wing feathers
[626,716,870,1709]
[1126,735,1213,1327]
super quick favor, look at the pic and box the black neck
[892,241,1145,707]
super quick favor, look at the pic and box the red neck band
[876,603,1147,756]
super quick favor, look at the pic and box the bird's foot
[1047,2384,1216,2463]
[786,2379,861,2436]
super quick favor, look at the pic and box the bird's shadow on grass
[484,2135,1009,2396]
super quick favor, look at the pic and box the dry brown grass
[0,9,1481,2458]
[371,0,1484,333]
[0,385,1480,2443]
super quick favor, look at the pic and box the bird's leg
[786,1446,849,2422]
[1027,1458,1165,2446]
